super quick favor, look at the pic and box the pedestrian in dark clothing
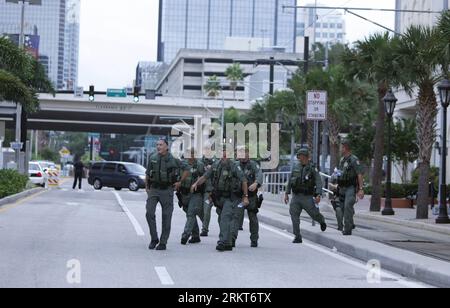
[73,157,85,190]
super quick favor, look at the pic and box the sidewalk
[258,192,450,288]
[263,193,450,235]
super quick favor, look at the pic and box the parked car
[88,162,146,192]
[35,161,57,172]
[29,162,48,188]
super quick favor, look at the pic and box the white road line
[155,267,174,286]
[258,222,430,289]
[113,191,145,237]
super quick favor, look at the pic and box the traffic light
[89,85,95,102]
[133,86,140,103]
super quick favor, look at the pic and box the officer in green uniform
[233,147,263,248]
[192,148,249,252]
[180,149,206,245]
[200,149,217,237]
[145,138,189,251]
[284,148,327,243]
[335,139,365,236]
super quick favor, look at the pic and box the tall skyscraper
[296,4,346,48]
[157,0,297,64]
[395,0,449,33]
[0,0,80,90]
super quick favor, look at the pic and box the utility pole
[269,56,275,95]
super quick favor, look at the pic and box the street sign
[59,147,71,158]
[74,86,84,97]
[107,88,127,98]
[88,133,100,138]
[306,90,328,121]
[145,90,156,100]
[10,142,23,150]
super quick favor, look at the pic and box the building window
[337,23,343,29]
[322,23,328,28]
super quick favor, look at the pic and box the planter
[381,198,413,209]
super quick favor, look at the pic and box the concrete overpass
[0,93,252,135]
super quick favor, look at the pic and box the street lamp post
[436,79,450,224]
[382,89,397,216]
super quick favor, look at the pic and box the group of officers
[144,137,364,252]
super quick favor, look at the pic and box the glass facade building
[0,0,80,90]
[157,0,297,64]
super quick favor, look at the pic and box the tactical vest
[181,160,205,194]
[291,164,316,195]
[213,160,242,197]
[241,161,257,197]
[148,153,179,187]
[338,156,357,187]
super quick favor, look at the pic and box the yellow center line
[0,190,48,214]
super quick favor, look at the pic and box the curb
[257,210,450,288]
[0,187,45,208]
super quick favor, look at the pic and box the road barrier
[46,168,60,187]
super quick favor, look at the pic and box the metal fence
[262,171,333,196]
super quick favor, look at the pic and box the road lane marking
[258,222,430,288]
[113,191,145,237]
[155,267,174,285]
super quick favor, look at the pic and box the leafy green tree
[391,118,419,184]
[225,62,244,99]
[343,32,403,212]
[0,37,54,146]
[395,25,445,218]
[204,75,221,98]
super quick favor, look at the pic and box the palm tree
[342,32,403,212]
[225,62,244,99]
[395,25,444,219]
[204,75,221,98]
[438,10,450,78]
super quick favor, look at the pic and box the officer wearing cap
[191,147,249,252]
[180,148,206,245]
[335,139,364,236]
[233,146,263,248]
[145,138,189,251]
[284,148,327,243]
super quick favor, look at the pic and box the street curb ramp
[258,211,450,288]
[0,187,45,208]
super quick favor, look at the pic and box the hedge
[364,183,448,199]
[0,169,29,199]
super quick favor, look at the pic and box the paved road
[0,181,431,288]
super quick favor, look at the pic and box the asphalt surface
[0,180,431,288]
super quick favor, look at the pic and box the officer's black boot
[342,230,352,236]
[200,231,208,237]
[149,240,159,250]
[189,237,201,244]
[216,244,226,252]
[251,241,258,248]
[292,237,303,244]
[181,236,189,245]
[320,222,327,232]
[156,244,167,250]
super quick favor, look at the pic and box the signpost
[307,91,328,168]
[107,88,127,98]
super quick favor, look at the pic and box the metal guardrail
[262,171,333,195]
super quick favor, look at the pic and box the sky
[78,0,396,91]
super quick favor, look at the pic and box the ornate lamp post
[382,89,397,216]
[436,79,450,224]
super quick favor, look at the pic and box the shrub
[0,169,29,199]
